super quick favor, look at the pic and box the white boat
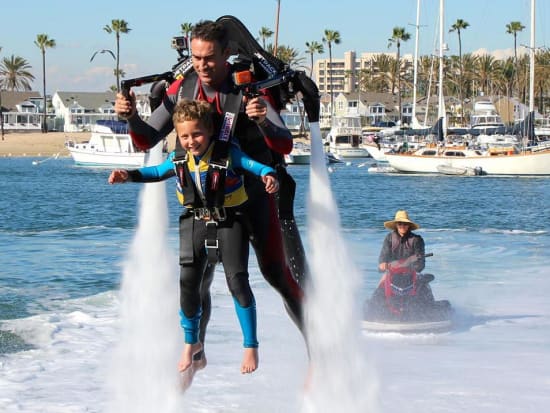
[367,162,398,174]
[65,120,153,168]
[284,141,311,165]
[324,115,370,158]
[363,142,387,161]
[386,0,550,176]
[436,164,484,176]
[470,100,519,148]
[385,145,550,175]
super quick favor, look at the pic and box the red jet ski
[363,253,453,333]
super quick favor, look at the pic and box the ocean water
[1,151,549,412]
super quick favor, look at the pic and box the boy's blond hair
[172,99,214,133]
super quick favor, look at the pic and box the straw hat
[384,210,420,231]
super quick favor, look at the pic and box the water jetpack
[362,253,453,333]
[120,16,320,288]
[216,15,320,287]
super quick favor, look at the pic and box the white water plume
[106,143,182,413]
[303,123,379,412]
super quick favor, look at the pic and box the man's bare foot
[179,351,207,392]
[178,342,202,373]
[240,347,259,374]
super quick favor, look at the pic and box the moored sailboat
[385,0,550,176]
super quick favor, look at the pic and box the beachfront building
[51,91,152,132]
[0,91,43,132]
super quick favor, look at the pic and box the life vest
[390,231,415,258]
[174,72,244,211]
[173,144,248,208]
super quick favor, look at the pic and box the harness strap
[205,220,219,263]
[175,73,243,260]
[173,154,197,207]
[205,91,242,209]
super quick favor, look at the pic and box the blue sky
[1,0,547,94]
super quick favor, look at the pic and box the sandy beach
[0,131,307,158]
[0,131,178,158]
[0,132,83,158]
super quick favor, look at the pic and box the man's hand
[115,91,136,119]
[245,96,267,123]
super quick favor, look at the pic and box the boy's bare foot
[178,342,203,373]
[240,347,259,374]
[179,351,207,392]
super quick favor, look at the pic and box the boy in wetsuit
[108,99,279,378]
[114,21,306,371]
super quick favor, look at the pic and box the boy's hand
[108,169,129,184]
[262,174,279,194]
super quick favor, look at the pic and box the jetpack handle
[120,71,174,98]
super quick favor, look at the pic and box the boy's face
[175,119,212,157]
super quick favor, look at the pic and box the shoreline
[0,132,83,158]
[0,131,178,158]
[0,131,309,158]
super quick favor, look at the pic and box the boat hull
[284,153,310,165]
[67,148,147,168]
[363,143,387,161]
[330,146,370,158]
[386,150,550,175]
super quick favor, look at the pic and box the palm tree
[370,54,396,93]
[0,54,35,91]
[258,27,274,50]
[34,34,56,133]
[103,19,131,91]
[305,41,324,77]
[180,22,193,54]
[275,45,305,67]
[322,29,341,119]
[388,26,411,123]
[449,19,469,120]
[506,21,525,96]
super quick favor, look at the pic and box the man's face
[191,38,229,89]
[396,222,410,237]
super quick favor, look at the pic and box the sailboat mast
[438,0,445,121]
[529,0,535,113]
[437,0,446,141]
[412,0,421,128]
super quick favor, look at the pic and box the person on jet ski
[372,210,434,303]
[378,210,425,274]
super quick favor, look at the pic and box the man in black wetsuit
[115,20,305,373]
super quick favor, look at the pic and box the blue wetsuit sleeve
[130,152,176,182]
[229,144,276,177]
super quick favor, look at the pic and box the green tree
[271,45,304,67]
[305,41,324,77]
[103,19,131,91]
[449,19,469,120]
[258,26,274,50]
[180,22,193,53]
[34,34,56,133]
[0,54,35,91]
[506,21,525,95]
[322,29,341,118]
[388,26,411,123]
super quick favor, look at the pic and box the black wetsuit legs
[242,190,305,332]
